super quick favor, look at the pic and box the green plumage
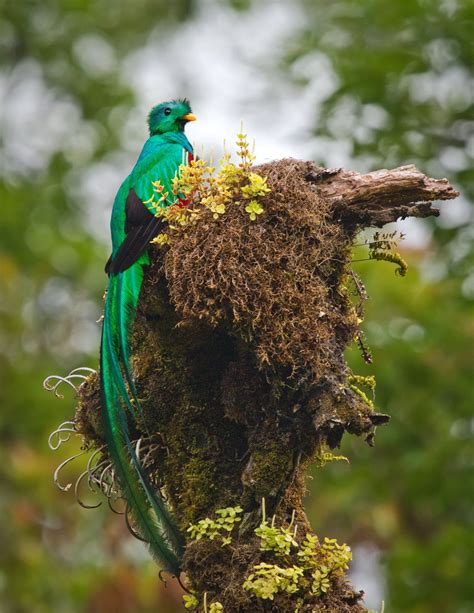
[100,100,195,573]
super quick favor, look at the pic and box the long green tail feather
[111,267,183,555]
[115,265,144,410]
[100,270,184,573]
[103,273,140,419]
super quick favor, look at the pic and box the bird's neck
[156,131,193,151]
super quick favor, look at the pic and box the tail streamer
[100,269,184,574]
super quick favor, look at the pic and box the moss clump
[241,439,295,511]
[74,372,104,447]
[167,447,219,527]
[165,160,358,385]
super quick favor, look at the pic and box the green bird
[100,99,196,574]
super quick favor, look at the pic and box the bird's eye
[164,108,171,115]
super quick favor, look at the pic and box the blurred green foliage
[315,258,474,612]
[1,0,472,611]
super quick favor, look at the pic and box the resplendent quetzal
[100,99,195,574]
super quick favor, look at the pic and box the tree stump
[76,159,458,612]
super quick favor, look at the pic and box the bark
[76,160,458,612]
[308,163,458,226]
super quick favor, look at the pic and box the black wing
[105,189,163,275]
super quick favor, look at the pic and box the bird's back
[109,132,192,257]
[131,133,193,204]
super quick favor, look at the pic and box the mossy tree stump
[76,160,457,612]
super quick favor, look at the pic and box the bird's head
[148,99,196,135]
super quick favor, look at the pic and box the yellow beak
[181,113,197,122]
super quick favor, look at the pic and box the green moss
[128,276,246,527]
[74,372,105,446]
[315,447,349,468]
[242,443,294,507]
[169,453,219,527]
[348,374,376,411]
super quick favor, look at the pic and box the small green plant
[244,199,264,220]
[367,230,408,276]
[348,373,376,410]
[243,562,304,600]
[315,447,350,468]
[203,592,224,613]
[255,500,298,555]
[187,505,243,546]
[149,129,271,246]
[310,566,331,596]
[297,533,319,565]
[184,592,225,612]
[243,501,352,603]
[370,249,408,276]
[297,534,352,596]
[183,593,199,609]
[321,537,352,572]
[349,374,376,390]
[241,172,271,199]
[241,172,270,220]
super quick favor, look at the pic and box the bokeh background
[1,1,473,611]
